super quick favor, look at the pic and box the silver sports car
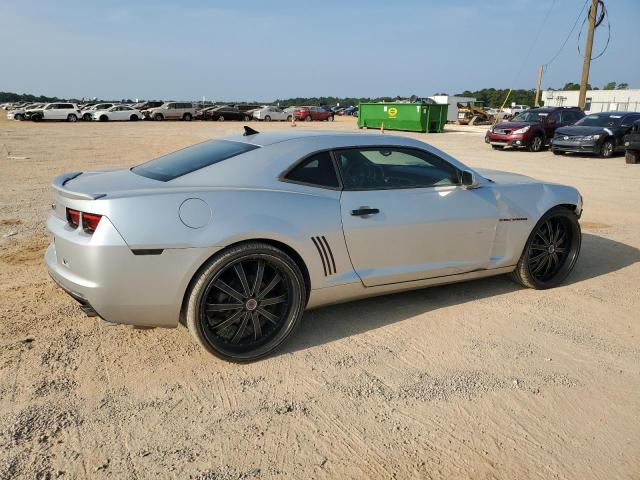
[46,127,583,361]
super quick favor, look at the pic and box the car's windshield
[132,140,260,182]
[575,114,623,127]
[511,111,549,123]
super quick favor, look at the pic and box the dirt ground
[0,114,639,480]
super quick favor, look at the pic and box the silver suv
[145,102,196,121]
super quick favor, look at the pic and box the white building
[542,89,640,113]
[428,95,477,122]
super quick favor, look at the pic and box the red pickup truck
[293,106,334,122]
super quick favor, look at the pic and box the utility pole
[534,65,544,107]
[578,0,599,109]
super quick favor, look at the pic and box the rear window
[131,140,259,182]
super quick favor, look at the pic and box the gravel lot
[1,115,639,479]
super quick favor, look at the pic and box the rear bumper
[45,214,221,328]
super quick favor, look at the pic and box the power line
[578,0,610,60]
[542,0,589,71]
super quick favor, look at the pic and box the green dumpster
[357,102,448,133]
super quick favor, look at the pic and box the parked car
[134,101,163,113]
[29,103,83,122]
[7,103,44,120]
[623,119,640,164]
[92,105,144,122]
[80,103,115,121]
[234,104,262,113]
[293,106,334,122]
[551,111,640,158]
[45,128,583,361]
[253,106,292,122]
[198,106,251,121]
[144,102,196,121]
[503,104,530,116]
[485,107,584,152]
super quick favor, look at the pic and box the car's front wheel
[67,114,78,122]
[600,139,615,158]
[528,135,543,152]
[511,207,581,289]
[185,242,306,362]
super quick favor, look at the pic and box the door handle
[351,207,380,216]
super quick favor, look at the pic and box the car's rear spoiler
[51,172,106,200]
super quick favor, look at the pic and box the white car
[29,103,83,122]
[92,105,144,122]
[504,105,530,116]
[7,103,44,120]
[81,103,115,121]
[253,106,292,122]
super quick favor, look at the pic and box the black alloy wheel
[186,242,306,361]
[600,139,615,158]
[511,207,581,289]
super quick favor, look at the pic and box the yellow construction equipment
[456,102,493,125]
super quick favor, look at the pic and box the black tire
[626,150,639,164]
[491,145,504,150]
[552,149,564,156]
[327,115,334,122]
[600,139,615,158]
[511,207,581,290]
[286,115,292,122]
[218,116,225,122]
[99,115,108,122]
[185,242,306,362]
[528,135,543,152]
[83,113,92,121]
[264,115,271,122]
[130,114,139,121]
[183,113,192,121]
[305,115,312,122]
[31,114,42,122]
[244,115,250,121]
[67,114,77,122]
[153,113,164,121]
[15,113,24,121]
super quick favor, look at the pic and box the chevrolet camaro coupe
[46,128,583,361]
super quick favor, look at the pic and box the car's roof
[224,130,417,147]
[589,111,639,116]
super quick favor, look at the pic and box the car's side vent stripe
[311,236,336,276]
[131,249,164,256]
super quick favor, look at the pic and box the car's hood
[476,168,539,185]
[493,121,537,130]
[555,125,612,136]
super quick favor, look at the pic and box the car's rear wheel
[264,115,271,122]
[218,116,225,122]
[327,115,334,122]
[186,242,306,362]
[286,115,292,122]
[67,114,77,122]
[183,113,192,121]
[130,114,139,121]
[528,135,543,152]
[154,113,164,121]
[15,113,24,121]
[511,207,581,289]
[99,115,108,122]
[600,139,615,158]
[244,115,250,121]
[31,114,42,122]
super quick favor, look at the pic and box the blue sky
[1,0,638,101]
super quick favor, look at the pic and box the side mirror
[461,170,480,189]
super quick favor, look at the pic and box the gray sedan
[46,128,583,361]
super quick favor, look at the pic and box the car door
[543,111,561,138]
[337,147,500,287]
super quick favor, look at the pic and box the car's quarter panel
[340,186,500,286]
[46,212,220,327]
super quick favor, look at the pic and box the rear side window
[285,152,339,188]
[132,140,259,181]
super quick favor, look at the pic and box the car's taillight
[66,208,80,228]
[82,213,102,234]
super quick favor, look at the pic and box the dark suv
[485,107,584,152]
[624,119,640,164]
[551,111,640,158]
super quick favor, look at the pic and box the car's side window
[335,148,460,190]
[284,151,339,188]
